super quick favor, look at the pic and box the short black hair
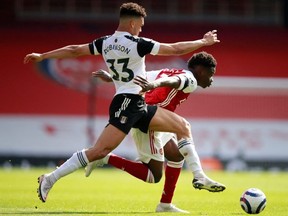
[187,51,217,70]
[120,2,147,18]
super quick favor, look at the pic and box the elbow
[67,45,82,57]
[171,46,185,56]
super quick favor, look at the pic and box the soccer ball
[240,188,266,214]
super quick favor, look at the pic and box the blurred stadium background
[0,0,288,171]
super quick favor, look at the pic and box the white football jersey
[89,31,160,95]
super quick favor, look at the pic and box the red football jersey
[145,68,197,111]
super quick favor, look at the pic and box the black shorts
[109,94,157,134]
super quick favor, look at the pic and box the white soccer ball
[240,188,267,214]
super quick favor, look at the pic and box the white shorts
[130,128,175,163]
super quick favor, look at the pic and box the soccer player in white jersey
[88,52,225,213]
[23,2,220,204]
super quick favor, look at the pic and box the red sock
[160,161,183,203]
[108,154,155,183]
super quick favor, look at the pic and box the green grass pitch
[1,168,288,215]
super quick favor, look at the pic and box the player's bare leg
[85,107,189,182]
[37,124,126,202]
[150,108,226,192]
[85,129,163,183]
[149,107,191,139]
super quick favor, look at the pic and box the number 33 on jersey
[89,31,160,95]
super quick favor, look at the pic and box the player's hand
[23,53,43,64]
[202,30,220,45]
[92,69,113,82]
[133,76,156,94]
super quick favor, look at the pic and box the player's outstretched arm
[92,70,113,82]
[134,75,180,94]
[157,30,220,56]
[23,44,91,64]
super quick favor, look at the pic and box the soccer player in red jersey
[87,52,225,213]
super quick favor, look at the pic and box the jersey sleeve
[89,36,108,55]
[146,70,162,82]
[177,72,197,93]
[137,38,160,57]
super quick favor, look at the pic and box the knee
[183,119,191,132]
[166,154,184,162]
[165,147,184,162]
[177,118,191,138]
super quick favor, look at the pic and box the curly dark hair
[120,2,147,18]
[187,51,217,70]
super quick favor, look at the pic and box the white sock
[177,138,205,179]
[48,150,89,184]
[104,153,112,164]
